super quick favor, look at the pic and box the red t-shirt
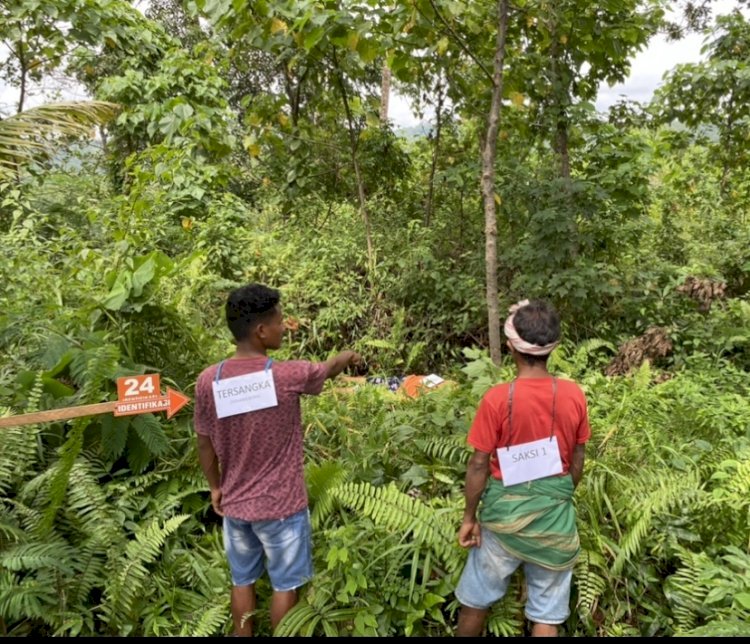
[193,356,328,521]
[467,377,591,480]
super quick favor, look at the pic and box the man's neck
[515,364,551,379]
[233,340,267,359]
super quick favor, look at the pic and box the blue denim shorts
[455,526,572,625]
[223,508,313,592]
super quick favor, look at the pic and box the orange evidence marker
[0,374,191,429]
[113,374,190,420]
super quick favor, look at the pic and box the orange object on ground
[400,374,449,399]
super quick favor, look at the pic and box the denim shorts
[455,526,572,625]
[223,508,313,592]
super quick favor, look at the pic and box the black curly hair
[225,283,280,342]
[511,299,560,365]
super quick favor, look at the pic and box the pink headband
[503,299,559,356]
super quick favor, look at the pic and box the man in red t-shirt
[454,299,590,637]
[193,283,360,636]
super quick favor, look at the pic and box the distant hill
[396,122,432,139]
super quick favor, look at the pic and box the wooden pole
[0,401,117,429]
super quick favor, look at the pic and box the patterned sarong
[479,474,580,571]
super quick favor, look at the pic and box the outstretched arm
[323,350,362,379]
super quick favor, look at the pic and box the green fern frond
[65,540,107,610]
[677,619,750,637]
[416,435,469,466]
[0,541,77,574]
[0,375,45,494]
[306,460,348,529]
[548,338,614,377]
[485,583,524,636]
[0,570,59,623]
[131,414,169,457]
[330,481,460,569]
[125,428,155,474]
[68,344,121,397]
[0,517,25,545]
[99,415,130,461]
[65,460,120,545]
[102,514,189,627]
[181,595,230,636]
[633,360,652,390]
[611,470,701,576]
[575,548,608,615]
[405,342,426,372]
[665,548,713,632]
[40,419,90,534]
[52,610,89,637]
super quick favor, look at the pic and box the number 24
[123,377,155,396]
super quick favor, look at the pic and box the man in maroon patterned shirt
[194,283,361,636]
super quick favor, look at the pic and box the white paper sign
[423,374,445,388]
[497,436,563,486]
[212,369,278,419]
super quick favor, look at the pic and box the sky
[0,0,746,126]
[392,0,745,127]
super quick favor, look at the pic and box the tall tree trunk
[380,64,391,124]
[720,92,735,197]
[548,17,576,262]
[333,50,374,274]
[481,0,509,365]
[556,119,570,179]
[17,41,27,114]
[425,79,444,227]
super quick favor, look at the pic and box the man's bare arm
[570,443,586,488]
[463,449,491,521]
[197,433,221,491]
[323,350,361,379]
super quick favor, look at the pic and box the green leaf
[101,272,132,311]
[303,26,325,51]
[173,103,194,120]
[100,415,129,460]
[132,414,169,456]
[131,257,156,297]
[126,428,153,474]
[356,38,379,64]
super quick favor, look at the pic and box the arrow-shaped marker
[0,376,191,430]
[114,387,190,420]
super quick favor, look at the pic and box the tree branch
[426,0,495,86]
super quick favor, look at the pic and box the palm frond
[0,101,119,177]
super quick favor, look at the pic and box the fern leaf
[0,541,77,574]
[331,481,460,570]
[132,414,169,457]
[182,595,230,636]
[102,514,189,627]
[40,419,89,534]
[306,460,349,530]
[574,548,608,615]
[100,415,130,460]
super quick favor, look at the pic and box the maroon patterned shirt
[194,356,328,521]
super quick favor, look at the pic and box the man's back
[467,377,590,481]
[194,356,327,521]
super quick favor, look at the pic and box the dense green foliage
[1,0,749,636]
